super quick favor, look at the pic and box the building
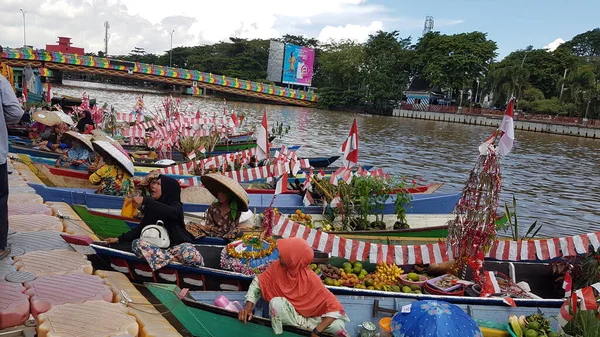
[45,37,84,55]
[403,78,446,110]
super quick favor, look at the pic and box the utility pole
[559,68,568,100]
[19,9,26,47]
[474,78,480,104]
[169,30,175,67]
[104,21,110,56]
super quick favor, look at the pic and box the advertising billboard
[266,41,285,83]
[282,44,315,86]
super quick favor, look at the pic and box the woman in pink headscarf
[238,237,349,336]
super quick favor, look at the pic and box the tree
[558,28,600,59]
[361,31,412,111]
[413,31,497,98]
[557,65,597,116]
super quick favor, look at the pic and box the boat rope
[58,213,108,240]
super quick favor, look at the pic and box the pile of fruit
[289,209,314,228]
[508,314,560,337]
[399,272,425,294]
[310,261,422,293]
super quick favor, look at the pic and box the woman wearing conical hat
[55,131,93,169]
[89,141,135,196]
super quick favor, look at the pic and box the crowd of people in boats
[8,104,350,336]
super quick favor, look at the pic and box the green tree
[558,28,600,58]
[362,31,412,111]
[413,31,497,100]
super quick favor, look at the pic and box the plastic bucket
[214,295,231,308]
[379,317,392,337]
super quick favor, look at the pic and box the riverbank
[392,108,600,139]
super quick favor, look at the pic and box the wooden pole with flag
[340,118,359,168]
[256,110,269,162]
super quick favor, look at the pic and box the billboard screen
[282,44,315,86]
[266,41,285,83]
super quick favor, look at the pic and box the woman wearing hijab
[238,238,349,336]
[189,190,242,240]
[103,174,203,271]
[76,110,95,134]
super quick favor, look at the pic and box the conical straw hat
[62,131,94,152]
[32,111,62,126]
[201,173,249,212]
[180,186,217,204]
[91,130,129,157]
[53,110,75,126]
[92,140,135,176]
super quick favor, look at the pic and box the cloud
[318,21,384,42]
[0,0,461,56]
[544,38,565,51]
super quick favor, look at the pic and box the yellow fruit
[296,210,302,215]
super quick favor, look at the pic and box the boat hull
[29,183,461,215]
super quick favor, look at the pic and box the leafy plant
[563,310,600,337]
[497,195,544,241]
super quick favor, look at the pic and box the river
[52,80,600,238]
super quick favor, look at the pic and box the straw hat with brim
[201,174,249,212]
[53,111,75,126]
[32,111,62,126]
[63,131,94,151]
[180,186,218,204]
[92,140,135,176]
[91,130,129,157]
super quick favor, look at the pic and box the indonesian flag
[482,271,501,295]
[275,173,288,195]
[303,192,315,206]
[318,169,325,179]
[187,151,196,160]
[563,272,573,297]
[198,144,206,154]
[575,286,598,311]
[558,295,576,327]
[303,171,313,190]
[231,113,240,127]
[256,111,269,161]
[339,119,359,168]
[330,194,342,208]
[498,98,515,156]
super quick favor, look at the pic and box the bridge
[1,47,317,107]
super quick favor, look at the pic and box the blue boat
[28,183,461,215]
[308,155,340,168]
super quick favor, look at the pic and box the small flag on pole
[275,173,288,195]
[498,98,515,155]
[303,192,315,206]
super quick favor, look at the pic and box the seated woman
[238,237,349,336]
[89,140,135,196]
[191,190,242,240]
[76,110,95,134]
[103,174,204,271]
[55,131,92,169]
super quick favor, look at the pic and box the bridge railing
[1,47,317,102]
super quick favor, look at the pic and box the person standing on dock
[1,74,25,259]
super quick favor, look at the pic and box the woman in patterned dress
[88,140,134,196]
[187,190,242,240]
[238,237,349,336]
[103,174,204,271]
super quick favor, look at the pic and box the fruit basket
[400,273,428,287]
[506,324,557,337]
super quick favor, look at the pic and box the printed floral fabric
[131,239,205,271]
[245,278,349,336]
[58,147,90,167]
[186,204,241,239]
[89,164,134,196]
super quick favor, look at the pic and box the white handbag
[140,220,170,248]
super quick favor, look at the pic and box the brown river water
[52,80,600,238]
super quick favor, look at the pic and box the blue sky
[1,0,597,58]
[376,0,600,58]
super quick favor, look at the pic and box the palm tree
[556,65,596,116]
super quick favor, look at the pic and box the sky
[0,0,598,60]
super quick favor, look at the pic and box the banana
[518,316,528,331]
[509,315,523,337]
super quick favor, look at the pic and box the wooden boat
[29,183,462,215]
[307,155,340,168]
[71,203,451,243]
[144,283,561,337]
[244,183,443,196]
[84,241,564,310]
[51,95,96,108]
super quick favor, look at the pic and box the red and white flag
[563,272,573,297]
[498,98,515,156]
[303,192,315,207]
[318,169,325,179]
[275,173,288,195]
[339,119,359,168]
[575,286,598,311]
[187,151,196,160]
[231,113,240,127]
[330,194,342,208]
[198,144,206,154]
[256,111,270,161]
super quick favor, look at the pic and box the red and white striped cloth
[121,128,145,138]
[115,113,144,123]
[271,215,600,265]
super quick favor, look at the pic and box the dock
[0,157,183,337]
